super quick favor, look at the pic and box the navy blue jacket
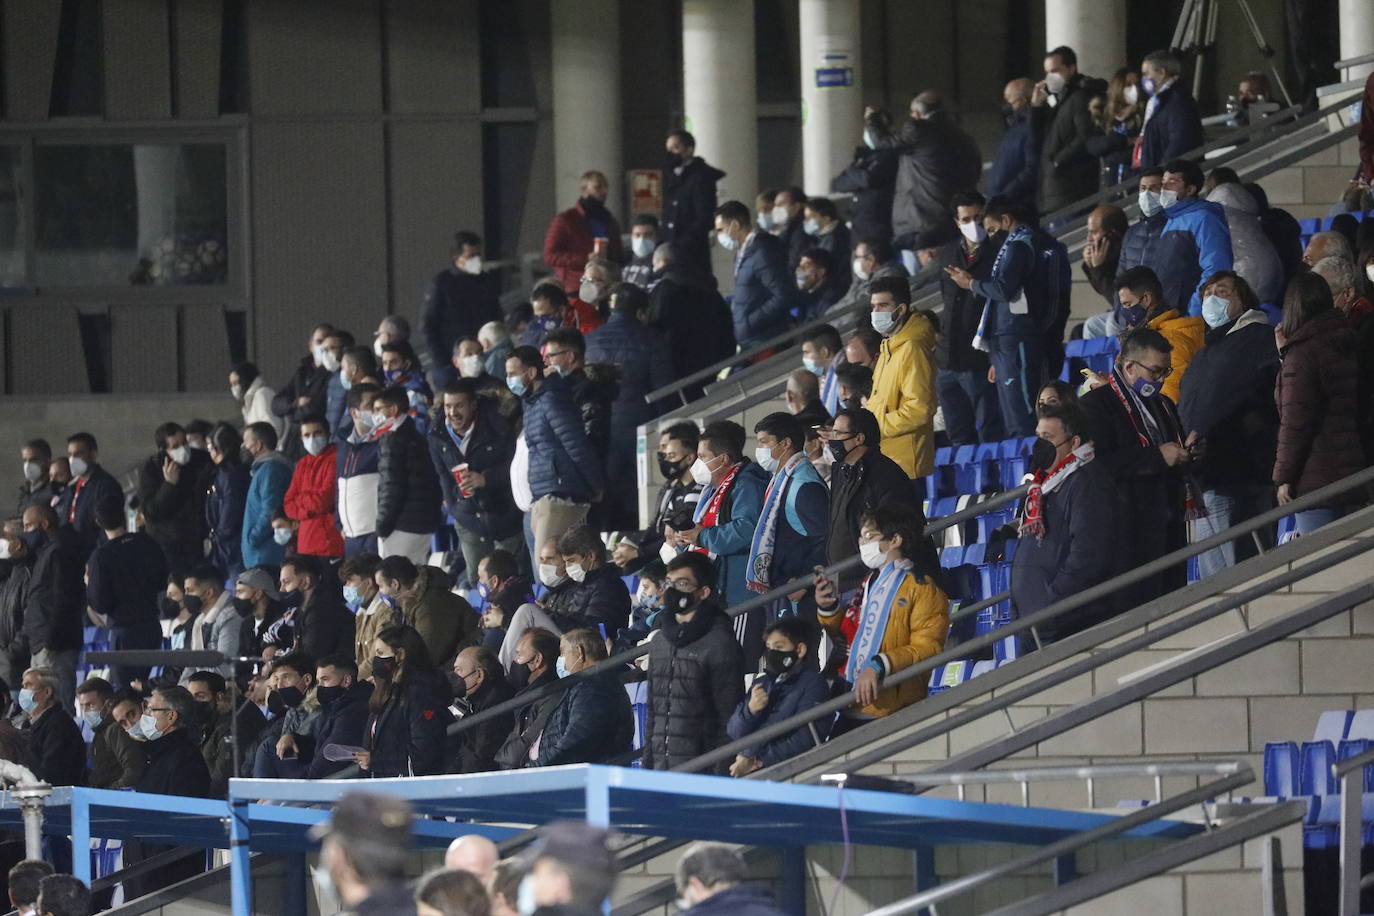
[427,398,521,542]
[986,108,1040,207]
[1138,82,1204,171]
[420,267,501,370]
[62,464,124,561]
[768,470,830,585]
[545,562,630,638]
[1116,212,1167,299]
[726,665,831,767]
[86,530,167,628]
[830,146,898,244]
[306,680,373,778]
[533,671,634,767]
[366,669,452,778]
[376,416,442,538]
[679,885,787,916]
[585,312,673,463]
[969,227,1068,339]
[522,374,606,503]
[1010,455,1120,640]
[730,232,795,348]
[205,464,250,577]
[325,372,348,443]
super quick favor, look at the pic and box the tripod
[1171,0,1294,107]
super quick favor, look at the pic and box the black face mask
[507,662,531,691]
[315,685,345,707]
[827,435,855,463]
[232,596,256,617]
[999,100,1016,119]
[1030,437,1061,473]
[272,686,305,710]
[265,690,287,718]
[182,594,204,615]
[764,647,800,676]
[665,152,684,169]
[159,597,182,620]
[662,587,699,615]
[447,671,470,700]
[280,588,301,608]
[239,447,255,464]
[657,454,685,480]
[371,656,397,681]
[194,699,215,723]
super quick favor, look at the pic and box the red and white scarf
[692,460,745,559]
[1019,443,1095,541]
[1106,368,1207,521]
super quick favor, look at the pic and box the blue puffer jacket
[241,452,293,570]
[427,399,522,541]
[1116,212,1167,302]
[730,232,795,348]
[696,460,771,609]
[586,312,673,482]
[325,371,348,442]
[726,665,832,767]
[1157,196,1234,316]
[522,373,605,503]
[205,463,250,578]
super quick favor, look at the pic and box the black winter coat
[495,670,561,769]
[306,680,373,778]
[533,670,633,767]
[936,233,1004,371]
[663,157,726,275]
[427,398,522,541]
[136,449,213,559]
[642,602,744,772]
[137,728,212,797]
[648,266,736,400]
[62,464,124,561]
[25,705,86,786]
[271,356,332,460]
[376,416,442,538]
[828,450,925,589]
[453,677,515,773]
[885,112,982,245]
[726,665,831,769]
[831,146,898,244]
[1010,456,1121,642]
[366,668,453,777]
[546,563,630,638]
[679,884,787,916]
[420,266,502,369]
[205,463,250,577]
[25,526,85,653]
[1039,73,1109,215]
[1177,311,1280,488]
[288,591,356,661]
[566,365,617,466]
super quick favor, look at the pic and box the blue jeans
[936,368,1004,445]
[1189,485,1275,578]
[1294,507,1345,536]
[989,335,1042,438]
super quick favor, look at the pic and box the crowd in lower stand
[1,45,1373,916]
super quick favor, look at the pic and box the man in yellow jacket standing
[867,275,938,479]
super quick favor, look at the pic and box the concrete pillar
[550,0,623,214]
[799,0,861,197]
[1339,0,1374,81]
[682,0,758,208]
[1043,0,1126,81]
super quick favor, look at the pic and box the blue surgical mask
[140,713,163,741]
[273,528,292,546]
[342,585,362,611]
[379,592,397,610]
[716,231,739,251]
[477,582,491,601]
[802,356,824,376]
[1138,190,1163,218]
[803,218,821,236]
[1141,76,1157,97]
[1201,294,1232,329]
[506,375,527,397]
[17,688,37,713]
[1120,303,1147,329]
[555,657,570,679]
[870,309,899,335]
[1131,374,1162,399]
[82,710,103,729]
[755,446,779,474]
[383,368,402,384]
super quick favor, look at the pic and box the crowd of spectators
[0,43,1372,910]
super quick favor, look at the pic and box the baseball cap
[236,567,282,600]
[307,791,413,847]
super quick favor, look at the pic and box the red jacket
[543,202,625,292]
[284,445,344,557]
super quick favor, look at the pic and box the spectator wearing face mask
[181,564,239,679]
[533,628,634,767]
[544,170,625,294]
[619,423,703,574]
[204,424,250,580]
[1088,168,1169,338]
[1010,403,1120,642]
[78,678,145,789]
[135,421,212,574]
[867,275,938,473]
[373,386,442,564]
[282,416,343,561]
[494,626,561,769]
[714,200,796,351]
[320,328,354,442]
[271,323,335,460]
[802,198,852,294]
[421,231,501,382]
[549,525,630,639]
[240,421,294,571]
[768,187,808,271]
[663,130,726,277]
[306,654,373,779]
[726,616,830,779]
[337,554,390,678]
[794,248,843,321]
[986,78,1039,211]
[375,555,479,670]
[522,282,602,349]
[21,505,85,710]
[1149,158,1234,317]
[229,361,284,440]
[85,502,167,689]
[830,110,899,246]
[1133,50,1203,172]
[1114,266,1205,404]
[623,215,660,290]
[1033,46,1107,216]
[250,650,319,779]
[479,319,514,379]
[355,624,452,777]
[641,552,744,773]
[835,362,874,411]
[17,666,85,787]
[60,432,124,561]
[272,555,354,660]
[335,384,383,558]
[234,566,285,661]
[646,243,736,400]
[495,539,576,669]
[378,341,434,434]
[447,336,509,400]
[16,438,55,518]
[449,646,514,774]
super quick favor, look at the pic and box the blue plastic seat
[1338,739,1374,792]
[1263,742,1300,797]
[1300,741,1338,795]
[1298,217,1320,234]
[1314,710,1353,745]
[1346,709,1374,742]
[952,445,980,495]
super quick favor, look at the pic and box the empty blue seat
[1314,710,1353,745]
[1301,741,1338,795]
[1346,709,1374,742]
[1000,438,1031,489]
[952,445,980,495]
[1338,739,1374,792]
[1264,742,1300,797]
[1299,217,1320,234]
[976,508,1015,543]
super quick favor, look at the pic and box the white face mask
[1138,190,1163,218]
[1365,264,1374,285]
[770,205,790,228]
[302,434,328,457]
[1123,84,1140,106]
[690,456,715,486]
[859,539,888,569]
[312,343,328,367]
[631,236,655,259]
[870,308,900,335]
[579,279,600,303]
[1044,71,1066,94]
[69,456,89,478]
[460,255,482,275]
[803,218,821,236]
[717,231,740,251]
[658,542,677,564]
[458,354,484,378]
[320,350,341,373]
[373,337,385,358]
[0,540,12,561]
[755,446,779,474]
[538,563,566,588]
[863,128,878,149]
[959,221,987,244]
[565,561,587,583]
[852,257,871,282]
[139,713,163,741]
[22,460,42,483]
[230,384,244,401]
[1158,188,1180,210]
[169,445,191,466]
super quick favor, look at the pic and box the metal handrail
[1335,745,1374,916]
[861,766,1256,916]
[670,464,1374,776]
[865,760,1244,787]
[1336,51,1374,72]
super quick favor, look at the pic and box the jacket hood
[682,158,726,182]
[1228,308,1271,335]
[1207,183,1259,215]
[1164,195,1223,220]
[412,565,454,601]
[890,310,936,350]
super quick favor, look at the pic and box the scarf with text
[1106,367,1207,520]
[1019,443,1096,540]
[746,453,808,594]
[847,558,913,678]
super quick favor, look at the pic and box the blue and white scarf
[848,558,913,678]
[745,453,808,593]
[971,225,1032,352]
[820,357,841,414]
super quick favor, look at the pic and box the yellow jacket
[869,312,937,478]
[1147,309,1205,403]
[818,568,950,718]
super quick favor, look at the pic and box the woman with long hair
[204,423,250,580]
[1273,272,1364,535]
[354,624,451,777]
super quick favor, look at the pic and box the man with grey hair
[880,88,981,250]
[17,667,84,787]
[987,78,1039,209]
[675,842,786,915]
[1310,256,1363,316]
[1137,49,1203,170]
[373,314,410,358]
[1304,230,1354,267]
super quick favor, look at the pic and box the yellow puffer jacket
[1147,309,1205,403]
[818,568,950,718]
[868,312,937,478]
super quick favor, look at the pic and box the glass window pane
[35,143,228,286]
[0,147,24,288]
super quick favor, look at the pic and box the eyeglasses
[147,707,171,715]
[1129,359,1173,380]
[544,349,571,360]
[665,578,698,591]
